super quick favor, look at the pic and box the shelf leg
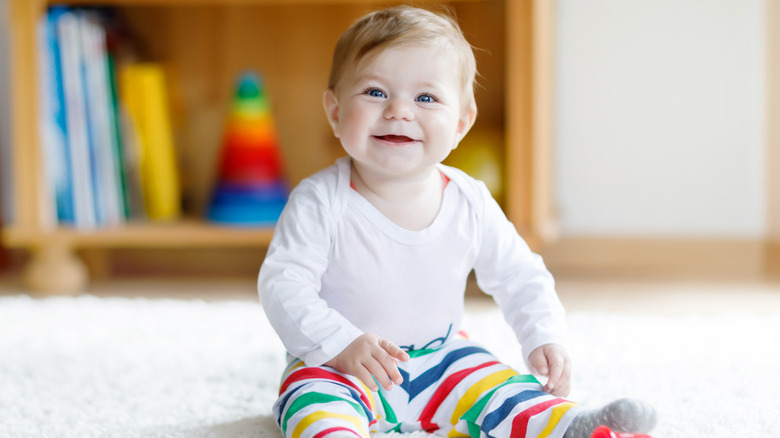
[23,244,89,295]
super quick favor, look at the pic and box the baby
[258,5,657,438]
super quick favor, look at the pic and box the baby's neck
[351,163,445,231]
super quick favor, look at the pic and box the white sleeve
[257,180,362,366]
[471,182,566,367]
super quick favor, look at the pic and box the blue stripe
[398,346,489,400]
[480,390,548,434]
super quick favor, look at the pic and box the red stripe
[312,426,361,438]
[417,361,500,431]
[279,367,371,409]
[510,397,567,436]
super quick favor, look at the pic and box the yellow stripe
[291,411,365,438]
[447,428,472,438]
[284,360,306,377]
[449,369,518,427]
[354,379,376,413]
[538,402,577,438]
[280,361,306,388]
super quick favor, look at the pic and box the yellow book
[120,64,181,221]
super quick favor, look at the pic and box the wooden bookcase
[3,0,555,294]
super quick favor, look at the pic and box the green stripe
[467,419,481,438]
[460,374,540,438]
[505,374,540,385]
[376,388,398,423]
[461,386,499,435]
[406,348,438,358]
[282,392,366,434]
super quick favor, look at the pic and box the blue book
[38,6,75,226]
[78,10,111,228]
[57,7,97,229]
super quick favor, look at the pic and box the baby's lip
[375,134,417,143]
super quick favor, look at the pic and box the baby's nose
[383,98,415,121]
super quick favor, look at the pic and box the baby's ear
[454,104,478,148]
[323,89,341,138]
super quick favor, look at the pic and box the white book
[57,9,96,230]
[79,11,123,227]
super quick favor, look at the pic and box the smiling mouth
[375,135,416,143]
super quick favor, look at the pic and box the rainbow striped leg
[454,377,586,438]
[402,339,587,438]
[273,340,588,438]
[273,360,381,438]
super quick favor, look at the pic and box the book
[56,7,97,230]
[78,10,124,227]
[107,55,132,220]
[119,64,181,222]
[102,10,138,220]
[38,6,78,228]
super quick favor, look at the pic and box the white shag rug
[1,295,778,438]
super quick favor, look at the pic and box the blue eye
[366,88,386,98]
[416,94,437,103]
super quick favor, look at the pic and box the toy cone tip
[236,72,262,99]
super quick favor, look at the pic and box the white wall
[555,0,766,238]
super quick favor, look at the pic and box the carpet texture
[1,295,777,437]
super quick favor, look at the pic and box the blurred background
[544,0,779,282]
[0,0,778,298]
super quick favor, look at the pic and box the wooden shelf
[61,0,488,5]
[5,0,554,294]
[3,220,275,248]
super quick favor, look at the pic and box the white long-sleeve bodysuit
[258,157,566,368]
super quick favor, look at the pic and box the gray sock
[564,398,657,438]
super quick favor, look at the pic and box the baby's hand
[528,343,572,397]
[325,333,410,392]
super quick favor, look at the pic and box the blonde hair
[327,5,478,109]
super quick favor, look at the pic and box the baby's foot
[564,398,657,438]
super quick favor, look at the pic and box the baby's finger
[380,338,410,362]
[550,375,571,397]
[528,349,550,376]
[551,359,572,397]
[376,351,404,386]
[364,359,393,391]
[543,354,565,393]
[354,365,380,392]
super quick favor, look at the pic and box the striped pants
[273,339,586,438]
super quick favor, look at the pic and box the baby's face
[324,43,475,181]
